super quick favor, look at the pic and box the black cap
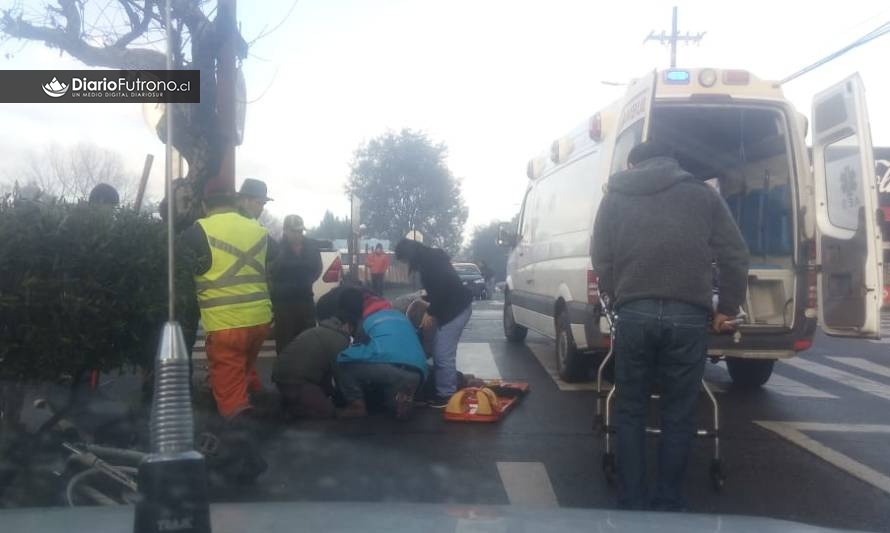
[237,178,273,201]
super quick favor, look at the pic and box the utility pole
[216,0,237,192]
[644,6,706,67]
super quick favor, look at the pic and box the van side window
[609,119,645,175]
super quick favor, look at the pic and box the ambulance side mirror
[497,222,517,248]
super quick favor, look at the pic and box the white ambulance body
[501,68,883,386]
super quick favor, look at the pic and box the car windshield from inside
[1,3,889,532]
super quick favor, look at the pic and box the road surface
[188,298,890,532]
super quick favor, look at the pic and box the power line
[643,6,706,68]
[779,20,890,85]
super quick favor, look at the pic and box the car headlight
[474,279,484,284]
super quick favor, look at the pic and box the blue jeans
[614,299,708,511]
[431,305,473,397]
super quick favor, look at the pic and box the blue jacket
[338,310,428,380]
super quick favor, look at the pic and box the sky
[1,0,889,239]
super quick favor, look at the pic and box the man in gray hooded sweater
[592,140,748,511]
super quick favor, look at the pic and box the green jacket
[272,318,350,386]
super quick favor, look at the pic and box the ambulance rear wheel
[556,310,586,383]
[726,358,775,389]
[503,291,528,343]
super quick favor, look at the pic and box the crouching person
[271,289,360,419]
[336,307,429,420]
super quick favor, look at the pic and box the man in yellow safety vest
[181,185,273,420]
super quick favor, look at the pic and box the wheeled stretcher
[593,304,726,491]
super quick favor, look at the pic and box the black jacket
[592,157,749,316]
[414,246,473,324]
[269,238,323,303]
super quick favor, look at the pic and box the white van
[500,68,883,386]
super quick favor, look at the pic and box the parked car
[313,239,342,302]
[453,262,488,300]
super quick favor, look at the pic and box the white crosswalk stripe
[765,373,838,399]
[828,357,890,380]
[713,361,835,398]
[783,358,890,402]
[457,343,502,379]
[495,462,559,507]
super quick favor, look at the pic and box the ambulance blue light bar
[663,70,690,84]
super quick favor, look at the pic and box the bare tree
[1,1,248,226]
[12,142,136,202]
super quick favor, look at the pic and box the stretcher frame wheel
[709,458,726,492]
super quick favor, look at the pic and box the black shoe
[426,395,451,409]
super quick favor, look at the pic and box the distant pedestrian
[394,239,472,407]
[269,214,323,353]
[592,140,748,511]
[478,260,495,299]
[366,243,390,296]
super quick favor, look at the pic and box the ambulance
[500,68,884,387]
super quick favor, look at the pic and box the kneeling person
[337,307,428,420]
[272,292,357,419]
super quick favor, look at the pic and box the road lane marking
[783,422,890,433]
[765,373,838,399]
[457,343,502,379]
[783,358,890,401]
[755,421,890,495]
[495,462,558,507]
[829,357,890,380]
[714,361,833,398]
[471,310,503,319]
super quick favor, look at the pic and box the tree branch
[1,9,166,69]
[113,0,152,49]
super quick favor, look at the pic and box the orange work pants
[205,323,271,418]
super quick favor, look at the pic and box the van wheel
[503,292,528,343]
[726,358,775,388]
[556,310,586,382]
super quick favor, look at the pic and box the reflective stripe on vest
[195,212,272,331]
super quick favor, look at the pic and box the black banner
[0,70,200,103]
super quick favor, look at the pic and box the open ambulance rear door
[811,73,883,338]
[608,70,657,175]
